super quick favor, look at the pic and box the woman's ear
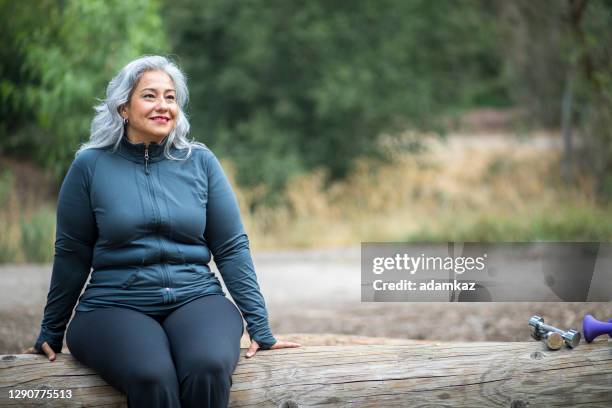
[118,104,128,119]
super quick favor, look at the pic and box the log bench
[1,339,611,407]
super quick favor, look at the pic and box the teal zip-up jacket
[35,136,276,352]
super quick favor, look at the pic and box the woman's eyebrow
[140,87,176,93]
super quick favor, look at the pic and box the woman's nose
[155,97,169,110]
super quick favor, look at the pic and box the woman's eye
[144,94,155,98]
[166,95,176,100]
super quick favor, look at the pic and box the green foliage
[2,0,609,204]
[0,0,169,180]
[164,0,502,199]
[20,207,56,263]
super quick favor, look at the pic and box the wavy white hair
[78,55,205,159]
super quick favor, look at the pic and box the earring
[123,117,128,125]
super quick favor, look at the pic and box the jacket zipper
[144,147,150,175]
[143,146,172,300]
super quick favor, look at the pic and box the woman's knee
[183,354,234,380]
[125,361,179,391]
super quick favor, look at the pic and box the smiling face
[121,70,178,145]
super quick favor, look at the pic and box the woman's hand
[23,342,56,362]
[245,339,301,358]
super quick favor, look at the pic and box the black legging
[66,294,244,408]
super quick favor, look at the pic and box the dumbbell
[528,316,581,349]
[582,315,612,343]
[533,329,564,350]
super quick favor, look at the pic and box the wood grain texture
[1,340,611,407]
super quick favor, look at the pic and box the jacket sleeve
[35,159,96,353]
[203,152,277,349]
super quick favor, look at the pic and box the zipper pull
[144,147,150,175]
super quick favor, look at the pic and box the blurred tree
[498,0,612,199]
[573,0,612,199]
[164,0,503,202]
[497,1,568,128]
[0,0,168,181]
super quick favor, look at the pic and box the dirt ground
[1,247,611,355]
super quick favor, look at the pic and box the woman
[25,55,300,407]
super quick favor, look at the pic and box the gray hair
[78,55,205,159]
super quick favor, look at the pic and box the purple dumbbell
[582,315,612,343]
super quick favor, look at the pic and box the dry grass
[237,132,611,248]
[0,194,55,263]
[0,157,56,263]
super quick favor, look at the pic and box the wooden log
[1,340,611,407]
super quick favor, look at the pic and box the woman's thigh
[66,307,179,393]
[162,295,244,382]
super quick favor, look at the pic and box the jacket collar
[116,135,171,164]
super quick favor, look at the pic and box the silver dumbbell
[528,316,581,348]
[528,321,564,350]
